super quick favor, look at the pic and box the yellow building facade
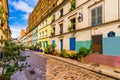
[38,17,51,49]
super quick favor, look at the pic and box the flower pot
[37,49,43,52]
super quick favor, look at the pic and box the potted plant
[0,40,28,80]
[0,7,6,27]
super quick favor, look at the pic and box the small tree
[0,40,28,80]
[0,7,6,26]
[44,44,56,54]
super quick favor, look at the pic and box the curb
[33,51,120,79]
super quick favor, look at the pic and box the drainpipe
[118,0,120,20]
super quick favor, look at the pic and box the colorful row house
[50,0,120,56]
[19,0,120,56]
[38,17,51,49]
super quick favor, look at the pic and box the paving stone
[11,50,117,80]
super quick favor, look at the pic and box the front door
[70,37,76,50]
[92,35,102,54]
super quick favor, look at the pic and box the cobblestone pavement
[11,50,118,80]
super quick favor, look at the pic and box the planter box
[37,49,43,52]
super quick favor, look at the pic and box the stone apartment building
[20,0,120,56]
[0,0,11,46]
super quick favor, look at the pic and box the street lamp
[77,13,83,22]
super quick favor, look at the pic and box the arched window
[108,31,115,37]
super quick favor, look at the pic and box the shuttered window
[91,6,102,26]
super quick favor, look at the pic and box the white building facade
[50,0,120,56]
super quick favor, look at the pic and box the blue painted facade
[76,40,91,52]
[103,36,120,56]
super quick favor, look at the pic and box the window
[42,31,44,37]
[45,20,47,26]
[51,14,55,22]
[68,18,76,31]
[108,31,115,37]
[60,8,63,17]
[45,30,47,37]
[59,24,63,34]
[40,32,41,37]
[91,5,102,26]
[70,0,76,11]
[52,27,55,36]
[1,36,3,40]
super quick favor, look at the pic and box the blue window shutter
[70,38,76,50]
[52,40,55,45]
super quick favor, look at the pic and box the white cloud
[11,28,21,38]
[23,13,29,20]
[8,0,38,38]
[24,0,38,7]
[11,1,33,13]
[10,24,26,38]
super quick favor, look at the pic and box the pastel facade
[38,17,51,49]
[19,0,120,56]
[50,0,120,56]
[19,0,64,47]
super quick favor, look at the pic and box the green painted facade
[76,40,91,52]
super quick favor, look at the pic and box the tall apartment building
[0,0,11,45]
[20,0,120,56]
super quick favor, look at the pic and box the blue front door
[60,39,63,52]
[70,38,76,50]
[52,40,55,45]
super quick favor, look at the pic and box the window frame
[91,5,103,26]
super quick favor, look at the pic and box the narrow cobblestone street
[11,50,119,80]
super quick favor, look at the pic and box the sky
[8,0,38,38]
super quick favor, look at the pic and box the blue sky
[8,0,38,38]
